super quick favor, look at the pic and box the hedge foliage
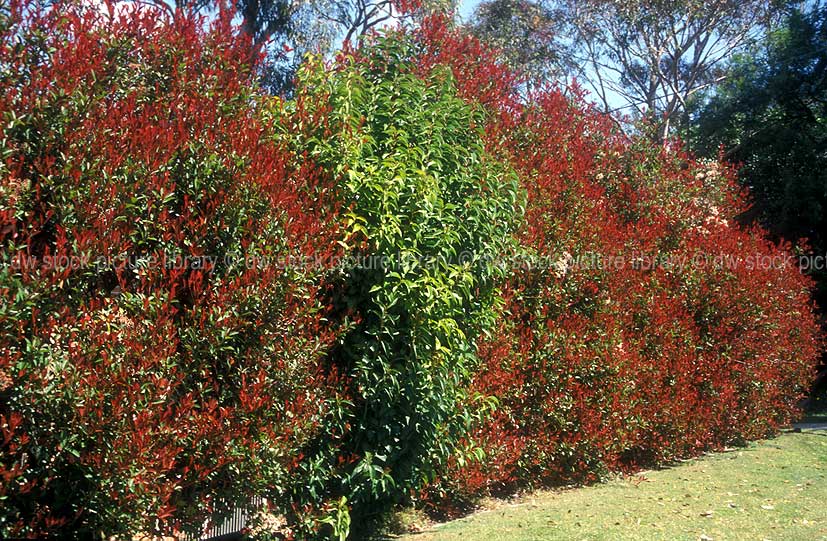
[413,17,822,512]
[0,2,822,539]
[0,4,346,538]
[288,39,522,529]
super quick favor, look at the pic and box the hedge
[0,2,822,539]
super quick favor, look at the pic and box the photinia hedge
[408,16,823,513]
[0,1,822,539]
[0,2,347,538]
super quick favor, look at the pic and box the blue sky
[457,0,480,21]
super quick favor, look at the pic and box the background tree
[468,0,568,92]
[553,0,785,142]
[259,0,455,91]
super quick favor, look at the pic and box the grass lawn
[399,431,827,541]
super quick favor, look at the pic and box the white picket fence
[180,496,265,541]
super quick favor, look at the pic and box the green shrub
[288,39,523,528]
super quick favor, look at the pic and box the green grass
[399,432,827,541]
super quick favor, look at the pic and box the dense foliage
[690,3,827,305]
[282,39,522,533]
[410,16,821,513]
[0,3,346,538]
[0,1,822,539]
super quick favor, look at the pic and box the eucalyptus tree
[557,0,786,141]
[469,0,569,92]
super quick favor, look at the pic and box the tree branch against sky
[459,0,786,140]
[556,0,786,141]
